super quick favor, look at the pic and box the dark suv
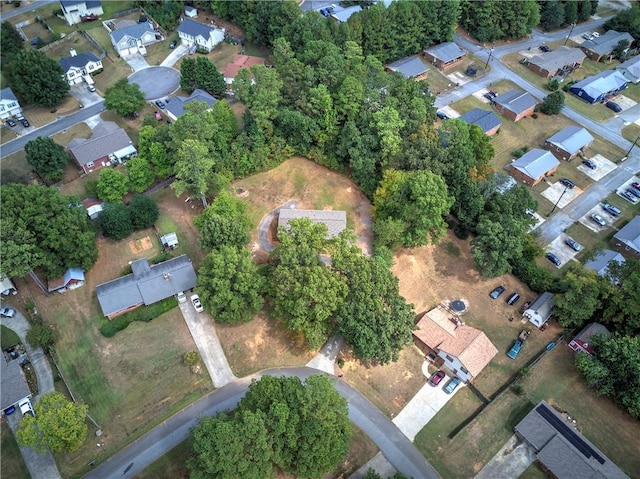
[545,252,561,266]
[559,178,575,189]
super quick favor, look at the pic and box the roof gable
[330,5,361,22]
[386,56,429,79]
[571,70,628,99]
[424,42,466,63]
[618,55,640,81]
[0,358,31,410]
[178,18,220,39]
[166,90,217,118]
[546,126,595,154]
[494,89,537,114]
[0,87,18,102]
[585,249,626,276]
[223,54,265,78]
[59,51,101,72]
[110,22,154,44]
[582,30,635,56]
[528,46,586,72]
[511,148,559,179]
[68,121,133,166]
[278,209,347,238]
[458,108,502,133]
[613,215,640,251]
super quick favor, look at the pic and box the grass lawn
[622,123,640,143]
[22,94,82,128]
[1,125,18,145]
[1,324,21,349]
[0,426,31,479]
[22,21,53,44]
[517,461,548,479]
[42,32,101,61]
[0,150,32,185]
[92,55,136,93]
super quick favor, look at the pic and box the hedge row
[100,297,178,337]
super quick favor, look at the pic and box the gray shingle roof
[96,255,197,317]
[67,121,133,167]
[515,401,629,479]
[110,22,153,44]
[386,56,429,79]
[278,209,347,238]
[572,322,610,344]
[582,30,635,56]
[528,46,586,73]
[178,18,217,39]
[571,70,628,100]
[546,126,595,155]
[0,87,18,102]
[617,55,640,83]
[511,149,559,179]
[60,0,102,9]
[585,249,626,276]
[459,108,502,134]
[166,89,217,118]
[613,215,640,251]
[424,42,466,63]
[1,358,31,410]
[330,5,361,22]
[493,89,538,115]
[59,51,100,73]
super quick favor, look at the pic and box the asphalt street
[0,0,57,20]
[128,67,181,101]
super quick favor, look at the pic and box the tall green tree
[180,57,196,93]
[104,78,145,117]
[126,157,155,193]
[602,259,640,335]
[194,56,226,98]
[605,5,640,39]
[540,91,565,115]
[25,137,70,183]
[16,392,88,453]
[194,190,251,250]
[3,49,69,107]
[554,265,605,329]
[128,194,158,230]
[1,20,24,58]
[99,202,132,240]
[171,138,214,208]
[96,168,129,202]
[540,1,566,31]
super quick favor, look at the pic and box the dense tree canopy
[554,265,605,329]
[604,4,640,40]
[194,190,251,250]
[128,194,159,230]
[180,57,226,98]
[540,91,565,115]
[460,0,540,42]
[601,259,640,336]
[25,137,70,183]
[97,168,129,202]
[0,184,97,278]
[99,202,133,240]
[1,20,24,58]
[126,157,155,193]
[104,78,145,117]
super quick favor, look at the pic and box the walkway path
[305,335,344,374]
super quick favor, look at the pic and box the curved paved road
[83,367,440,479]
[257,200,298,252]
[128,66,181,101]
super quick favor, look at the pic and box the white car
[592,32,600,38]
[19,400,34,417]
[176,291,187,303]
[191,294,203,313]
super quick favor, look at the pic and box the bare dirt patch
[129,236,154,254]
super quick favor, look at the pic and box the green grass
[0,150,32,186]
[1,324,22,349]
[519,462,551,479]
[622,123,640,144]
[0,427,31,479]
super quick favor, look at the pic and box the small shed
[161,232,179,250]
[47,268,86,293]
[185,6,197,18]
[1,276,17,296]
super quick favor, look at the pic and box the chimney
[70,48,77,57]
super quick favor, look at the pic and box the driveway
[305,335,344,374]
[178,302,236,388]
[257,200,298,253]
[69,82,102,108]
[128,66,180,101]
[474,435,536,479]
[160,44,188,68]
[122,53,149,72]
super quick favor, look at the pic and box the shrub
[539,91,565,115]
[184,351,201,367]
[99,297,178,337]
[531,113,538,119]
[547,78,560,91]
[453,223,470,240]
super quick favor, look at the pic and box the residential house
[278,209,347,239]
[59,49,102,85]
[509,149,560,186]
[544,126,594,161]
[110,22,158,56]
[47,268,85,293]
[385,56,429,81]
[585,249,626,278]
[527,46,586,78]
[569,69,628,104]
[60,0,103,26]
[515,401,629,479]
[1,276,17,296]
[617,55,640,84]
[223,55,265,88]
[177,18,225,53]
[568,323,610,355]
[330,5,362,23]
[458,108,502,136]
[161,232,179,250]
[0,87,22,120]
[96,255,197,319]
[413,306,498,382]
[581,29,635,62]
[0,357,31,412]
[68,121,136,174]
[165,89,217,121]
[611,215,640,259]
[493,89,538,121]
[423,42,466,71]
[184,6,198,18]
[523,292,555,328]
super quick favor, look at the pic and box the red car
[155,111,162,121]
[429,370,446,386]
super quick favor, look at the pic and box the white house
[0,87,22,120]
[110,22,158,56]
[59,49,103,85]
[523,292,555,328]
[177,18,225,53]
[617,55,640,84]
[60,0,103,26]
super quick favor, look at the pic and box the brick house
[611,215,640,259]
[581,29,635,62]
[509,149,560,186]
[68,121,136,174]
[423,42,466,71]
[527,46,586,78]
[544,126,594,161]
[385,56,429,81]
[458,108,502,136]
[492,89,537,121]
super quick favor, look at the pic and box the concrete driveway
[305,336,344,374]
[160,44,188,68]
[128,66,180,100]
[578,154,617,181]
[545,233,581,265]
[122,53,149,72]
[474,434,536,479]
[69,82,102,108]
[541,182,582,209]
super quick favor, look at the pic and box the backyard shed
[161,232,179,250]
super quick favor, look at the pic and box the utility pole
[548,185,568,217]
[564,22,576,46]
[484,46,494,70]
[625,135,640,158]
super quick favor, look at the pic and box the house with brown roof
[67,121,136,174]
[413,306,498,382]
[611,215,640,259]
[223,54,265,89]
[423,42,466,71]
[527,46,586,78]
[493,89,538,121]
[278,209,347,239]
[568,323,610,355]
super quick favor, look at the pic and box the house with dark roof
[509,149,559,186]
[413,306,498,382]
[569,70,628,104]
[458,108,502,136]
[0,87,22,120]
[166,90,217,121]
[585,249,626,278]
[59,49,102,85]
[527,46,586,78]
[177,18,225,53]
[60,0,103,25]
[96,255,197,319]
[1,357,31,411]
[67,121,135,174]
[515,401,629,479]
[544,126,594,161]
[611,215,640,259]
[568,323,610,355]
[278,209,347,239]
[330,5,361,23]
[47,268,85,293]
[110,22,158,56]
[423,42,466,71]
[523,292,555,328]
[617,55,640,84]
[385,56,429,81]
[581,29,635,62]
[223,55,265,88]
[493,89,538,121]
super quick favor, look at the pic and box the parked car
[591,213,606,226]
[506,293,520,306]
[483,92,495,102]
[583,33,593,40]
[582,159,596,170]
[626,188,640,199]
[176,291,187,303]
[3,405,16,415]
[155,111,162,121]
[605,101,622,113]
[5,119,16,127]
[545,252,562,266]
[20,118,30,127]
[155,99,165,109]
[443,377,461,394]
[18,400,34,417]
[429,370,446,386]
[0,308,16,318]
[559,178,575,189]
[507,339,523,359]
[564,237,581,252]
[87,84,96,92]
[436,111,448,120]
[602,203,621,216]
[632,182,640,194]
[539,45,551,52]
[592,32,600,38]
[622,190,639,203]
[489,285,505,299]
[191,294,203,312]
[169,40,177,49]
